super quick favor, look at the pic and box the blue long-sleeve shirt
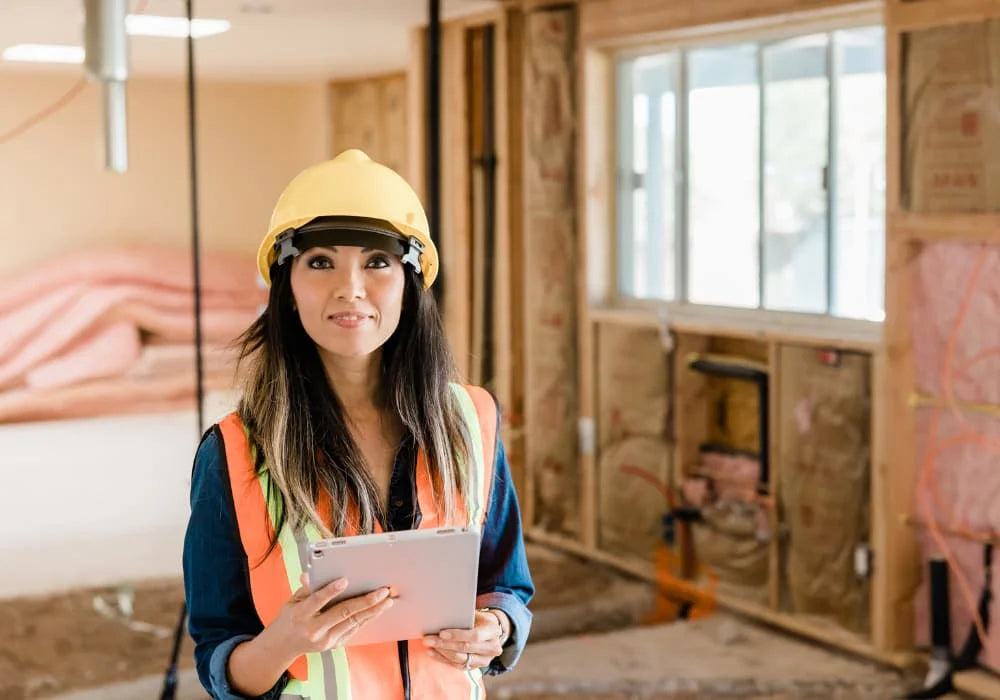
[182,420,534,699]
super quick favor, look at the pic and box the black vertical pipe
[162,4,202,696]
[929,557,952,656]
[186,0,205,435]
[427,0,443,306]
[481,24,496,386]
[758,377,769,489]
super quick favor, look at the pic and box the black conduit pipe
[427,0,443,307]
[480,24,497,386]
[161,1,202,696]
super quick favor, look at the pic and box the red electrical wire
[0,0,151,146]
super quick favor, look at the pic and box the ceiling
[0,0,499,81]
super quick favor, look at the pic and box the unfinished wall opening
[595,321,671,563]
[777,344,872,635]
[675,335,771,605]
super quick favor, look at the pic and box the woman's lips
[328,312,371,328]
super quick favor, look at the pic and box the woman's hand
[423,609,509,671]
[264,573,394,659]
[227,574,394,696]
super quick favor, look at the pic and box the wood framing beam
[505,6,530,508]
[579,0,875,46]
[406,28,427,201]
[493,12,515,445]
[887,0,1000,33]
[576,7,598,552]
[767,341,781,612]
[891,212,1000,243]
[440,21,472,380]
[871,238,921,652]
[954,669,1000,698]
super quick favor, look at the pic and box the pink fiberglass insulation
[912,242,1000,405]
[0,246,264,422]
[699,450,761,504]
[911,241,1000,671]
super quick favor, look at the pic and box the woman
[183,149,534,699]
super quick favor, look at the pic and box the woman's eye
[307,255,332,269]
[366,255,391,269]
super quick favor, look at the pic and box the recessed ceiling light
[2,44,85,64]
[1,15,230,65]
[125,15,231,39]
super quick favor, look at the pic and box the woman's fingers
[319,594,394,650]
[303,577,349,615]
[424,629,502,663]
[318,588,392,629]
[427,647,492,670]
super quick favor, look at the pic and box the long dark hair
[235,258,471,546]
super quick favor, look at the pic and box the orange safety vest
[218,383,497,699]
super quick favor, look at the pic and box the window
[616,26,885,321]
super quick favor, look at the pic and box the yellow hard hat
[257,149,438,289]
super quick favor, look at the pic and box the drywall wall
[0,72,328,276]
[0,391,236,599]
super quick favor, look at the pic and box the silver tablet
[305,526,481,647]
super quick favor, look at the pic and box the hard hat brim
[258,216,434,287]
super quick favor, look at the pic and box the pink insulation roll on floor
[0,246,265,423]
[912,241,1000,671]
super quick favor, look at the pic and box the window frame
[608,10,885,333]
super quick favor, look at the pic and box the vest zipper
[397,640,411,700]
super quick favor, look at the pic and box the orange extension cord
[0,0,150,145]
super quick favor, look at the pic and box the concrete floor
[486,614,910,699]
[49,617,919,700]
[37,546,945,699]
[48,670,205,700]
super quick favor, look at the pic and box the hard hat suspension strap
[271,216,425,279]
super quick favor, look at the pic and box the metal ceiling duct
[83,0,129,172]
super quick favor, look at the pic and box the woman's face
[290,245,406,361]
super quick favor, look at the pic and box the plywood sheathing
[523,6,580,536]
[595,323,670,561]
[778,345,872,634]
[329,74,408,174]
[903,19,1000,212]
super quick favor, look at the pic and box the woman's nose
[332,265,365,300]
